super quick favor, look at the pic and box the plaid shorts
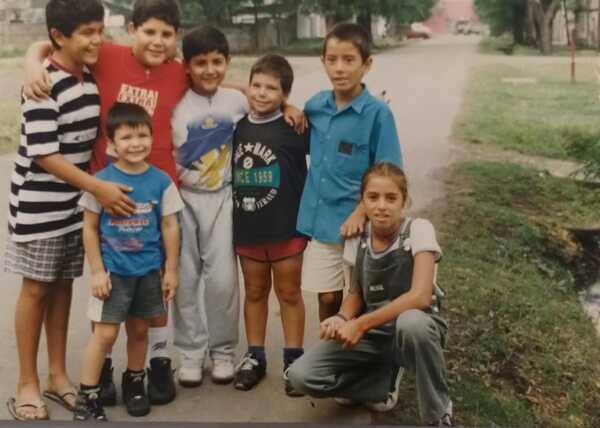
[4,230,84,283]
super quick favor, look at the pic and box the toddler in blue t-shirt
[75,102,183,421]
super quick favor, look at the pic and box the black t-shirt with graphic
[233,115,309,245]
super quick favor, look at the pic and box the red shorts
[235,237,308,263]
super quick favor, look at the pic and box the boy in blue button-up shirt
[297,23,403,321]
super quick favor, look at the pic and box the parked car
[454,19,470,35]
[407,22,432,39]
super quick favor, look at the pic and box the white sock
[147,326,170,364]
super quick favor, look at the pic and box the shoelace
[235,354,259,373]
[128,375,146,399]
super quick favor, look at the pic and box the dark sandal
[43,389,76,412]
[7,397,49,421]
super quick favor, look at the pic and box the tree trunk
[529,0,562,54]
[512,3,526,44]
[596,6,600,51]
[356,4,373,41]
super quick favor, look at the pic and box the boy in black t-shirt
[232,55,309,395]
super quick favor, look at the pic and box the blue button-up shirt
[297,87,403,244]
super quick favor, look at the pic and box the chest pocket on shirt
[335,139,368,177]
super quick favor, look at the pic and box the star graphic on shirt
[244,143,254,152]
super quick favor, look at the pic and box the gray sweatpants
[287,309,450,422]
[172,185,239,368]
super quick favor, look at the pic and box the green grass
[479,36,598,57]
[442,161,600,427]
[379,161,600,427]
[0,104,19,155]
[0,47,25,59]
[455,62,600,159]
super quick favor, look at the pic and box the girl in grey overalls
[287,162,452,426]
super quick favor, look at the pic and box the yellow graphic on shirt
[202,116,217,129]
[190,144,231,190]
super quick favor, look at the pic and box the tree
[475,0,527,44]
[529,0,562,54]
[300,0,437,38]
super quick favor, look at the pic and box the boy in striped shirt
[4,0,136,420]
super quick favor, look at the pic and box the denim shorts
[87,269,165,323]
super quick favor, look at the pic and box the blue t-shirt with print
[96,164,172,276]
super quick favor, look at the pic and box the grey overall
[287,221,451,421]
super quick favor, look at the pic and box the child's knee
[126,319,149,343]
[276,286,302,306]
[93,324,119,349]
[318,291,342,307]
[20,280,51,301]
[245,284,270,304]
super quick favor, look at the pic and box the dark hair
[46,0,104,50]
[106,103,153,141]
[249,54,294,96]
[360,162,408,206]
[322,22,371,62]
[131,0,181,31]
[182,26,229,62]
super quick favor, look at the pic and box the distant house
[0,0,129,48]
[425,0,479,34]
[553,0,600,48]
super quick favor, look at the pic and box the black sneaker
[147,357,176,405]
[99,358,117,406]
[121,370,150,417]
[233,353,266,391]
[283,366,304,397]
[73,390,107,421]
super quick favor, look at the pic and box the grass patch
[0,47,25,59]
[380,161,600,427]
[0,104,19,155]
[455,62,600,159]
[479,36,597,57]
[441,161,600,427]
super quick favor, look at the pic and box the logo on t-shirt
[116,84,159,116]
[233,141,280,212]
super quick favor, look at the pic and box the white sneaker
[364,366,405,412]
[177,366,203,387]
[211,356,235,384]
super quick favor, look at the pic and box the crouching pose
[287,162,453,426]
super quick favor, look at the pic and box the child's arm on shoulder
[82,209,112,300]
[160,213,179,302]
[23,40,53,101]
[340,201,367,238]
[282,102,308,134]
[35,154,136,216]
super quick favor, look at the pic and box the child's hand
[340,209,366,238]
[319,315,346,340]
[337,319,365,349]
[94,180,136,217]
[24,62,52,101]
[282,104,308,134]
[91,271,111,300]
[162,269,179,302]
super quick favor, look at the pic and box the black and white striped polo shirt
[8,60,100,242]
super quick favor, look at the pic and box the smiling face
[129,18,177,67]
[109,123,153,171]
[362,175,406,236]
[322,38,372,102]
[248,72,287,116]
[51,21,104,68]
[185,50,229,96]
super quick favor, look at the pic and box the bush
[479,34,515,55]
[564,127,600,180]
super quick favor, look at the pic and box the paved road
[0,35,479,423]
